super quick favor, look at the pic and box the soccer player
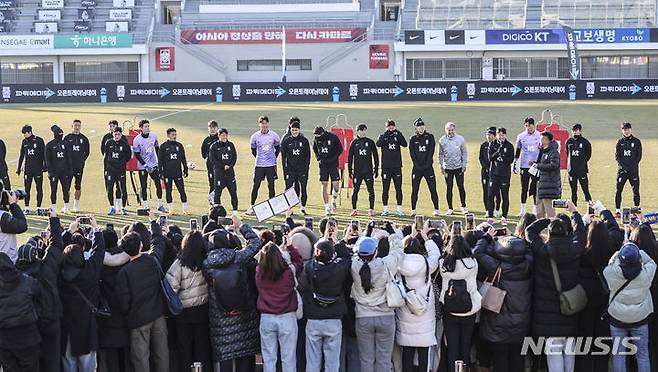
[103,127,132,215]
[280,120,310,214]
[209,128,238,214]
[282,116,301,142]
[0,139,9,190]
[615,122,642,214]
[312,126,343,215]
[409,118,439,216]
[158,128,188,214]
[17,125,45,213]
[246,116,280,215]
[438,122,468,215]
[565,123,592,206]
[44,125,73,212]
[201,120,220,195]
[513,117,541,215]
[347,123,379,217]
[100,120,129,207]
[377,119,407,216]
[64,119,89,212]
[480,126,501,216]
[133,119,166,212]
[487,128,514,225]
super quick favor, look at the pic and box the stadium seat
[416,0,528,29]
[540,0,656,27]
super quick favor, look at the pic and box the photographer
[0,189,28,262]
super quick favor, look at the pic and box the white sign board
[41,0,63,9]
[253,188,300,222]
[38,9,61,21]
[105,21,128,32]
[0,34,54,49]
[109,8,131,20]
[112,0,134,7]
[34,22,58,33]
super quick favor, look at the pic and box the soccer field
[2,99,657,241]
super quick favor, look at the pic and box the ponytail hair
[358,255,374,293]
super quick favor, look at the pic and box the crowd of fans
[0,190,656,372]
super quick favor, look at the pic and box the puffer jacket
[395,240,441,347]
[604,250,656,326]
[203,224,261,362]
[351,233,404,318]
[167,259,208,309]
[474,235,533,343]
[535,140,561,200]
[526,213,585,337]
[439,256,481,316]
[0,252,41,349]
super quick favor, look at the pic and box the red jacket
[255,246,303,315]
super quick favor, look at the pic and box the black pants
[402,346,429,372]
[49,174,71,204]
[39,320,60,372]
[0,344,40,372]
[488,176,510,218]
[97,347,130,372]
[138,169,162,201]
[206,165,214,194]
[251,166,276,205]
[163,175,187,204]
[105,171,127,206]
[213,170,238,211]
[491,342,523,372]
[285,172,308,207]
[411,167,439,210]
[0,173,10,190]
[481,171,500,213]
[175,319,211,372]
[352,174,375,210]
[615,169,640,209]
[444,168,466,209]
[568,172,592,206]
[24,173,43,207]
[443,313,476,372]
[382,168,403,206]
[520,168,538,204]
[218,355,255,372]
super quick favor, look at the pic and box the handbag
[309,262,341,308]
[385,265,406,308]
[550,258,587,315]
[72,284,112,319]
[479,267,507,314]
[400,257,431,316]
[601,279,632,322]
[153,256,184,316]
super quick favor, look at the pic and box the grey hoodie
[438,134,468,170]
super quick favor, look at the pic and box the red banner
[181,28,367,44]
[369,44,389,69]
[155,47,175,71]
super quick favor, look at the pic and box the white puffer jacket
[604,250,656,325]
[438,256,482,316]
[395,240,441,347]
[166,258,208,308]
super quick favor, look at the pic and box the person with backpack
[166,230,211,372]
[203,215,261,372]
[298,238,351,372]
[395,227,441,372]
[473,228,533,372]
[254,240,303,372]
[350,225,404,372]
[439,232,481,372]
[525,200,585,372]
[604,242,656,372]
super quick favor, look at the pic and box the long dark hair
[515,213,537,240]
[257,242,287,282]
[631,224,658,262]
[403,236,426,256]
[358,254,375,293]
[441,235,472,272]
[178,231,206,271]
[128,222,151,252]
[585,220,614,271]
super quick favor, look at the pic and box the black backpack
[443,279,472,314]
[211,259,256,314]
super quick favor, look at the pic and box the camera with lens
[0,182,27,208]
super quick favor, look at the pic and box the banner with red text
[181,27,367,44]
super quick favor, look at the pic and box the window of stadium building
[406,58,481,80]
[581,55,658,79]
[63,61,139,83]
[237,59,312,72]
[493,58,568,79]
[0,62,54,84]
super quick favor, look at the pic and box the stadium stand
[540,0,656,28]
[416,0,528,30]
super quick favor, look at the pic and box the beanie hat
[51,124,63,137]
[486,126,497,135]
[619,242,642,280]
[414,118,425,127]
[355,237,377,256]
[313,126,325,136]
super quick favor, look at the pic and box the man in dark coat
[59,216,106,370]
[530,131,561,218]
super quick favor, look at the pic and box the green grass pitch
[2,99,656,242]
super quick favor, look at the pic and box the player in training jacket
[565,123,592,206]
[44,125,73,212]
[408,118,439,216]
[615,122,642,212]
[209,128,238,213]
[103,127,132,215]
[17,125,46,212]
[0,139,9,190]
[480,127,501,217]
[280,120,310,214]
[158,128,189,214]
[100,120,129,208]
[201,120,220,194]
[487,128,515,224]
[376,119,407,216]
[348,124,379,216]
[312,126,343,215]
[64,119,90,212]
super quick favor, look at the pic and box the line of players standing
[0,115,643,219]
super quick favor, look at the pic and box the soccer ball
[187,161,197,170]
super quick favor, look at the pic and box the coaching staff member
[565,123,592,206]
[377,119,407,216]
[615,122,642,214]
[409,118,439,217]
[530,131,561,218]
